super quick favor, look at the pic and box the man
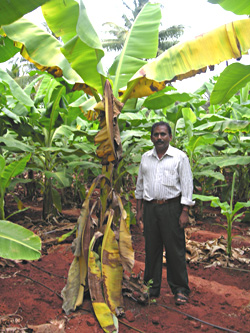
[135,121,195,305]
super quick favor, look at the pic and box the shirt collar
[151,145,175,158]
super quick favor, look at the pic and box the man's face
[151,125,172,151]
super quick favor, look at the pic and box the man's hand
[179,210,189,228]
[137,219,144,232]
[136,209,144,232]
[136,199,144,232]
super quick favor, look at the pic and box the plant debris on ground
[1,200,250,333]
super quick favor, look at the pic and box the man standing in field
[135,121,194,305]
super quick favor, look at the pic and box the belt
[147,196,180,205]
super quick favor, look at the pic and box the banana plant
[61,83,136,330]
[193,172,250,257]
[0,153,31,220]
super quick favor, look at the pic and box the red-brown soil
[1,200,250,333]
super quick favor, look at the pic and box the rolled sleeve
[179,155,195,206]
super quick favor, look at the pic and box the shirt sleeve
[179,154,195,206]
[135,160,144,199]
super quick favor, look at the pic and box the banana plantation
[1,0,250,332]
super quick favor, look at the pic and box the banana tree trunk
[42,177,55,220]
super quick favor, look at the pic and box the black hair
[151,121,172,136]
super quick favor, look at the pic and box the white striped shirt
[135,145,195,206]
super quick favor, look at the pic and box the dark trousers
[143,200,190,296]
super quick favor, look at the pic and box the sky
[3,0,250,93]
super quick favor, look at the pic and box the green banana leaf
[0,153,31,191]
[232,201,250,216]
[40,85,66,133]
[0,220,41,260]
[186,135,216,153]
[58,0,106,94]
[193,170,225,181]
[44,171,72,188]
[232,103,250,120]
[0,36,19,62]
[124,19,250,99]
[111,2,161,97]
[210,63,250,104]
[195,119,250,133]
[208,0,250,15]
[42,0,79,44]
[163,105,183,127]
[0,0,48,26]
[143,88,192,109]
[0,68,34,106]
[193,194,220,202]
[0,137,34,153]
[199,155,250,167]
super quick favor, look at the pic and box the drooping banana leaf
[121,19,250,100]
[101,209,124,315]
[88,232,118,333]
[210,63,250,104]
[2,18,82,83]
[0,0,49,26]
[61,198,91,314]
[61,175,108,314]
[95,80,123,164]
[208,0,250,15]
[111,2,161,97]
[116,195,134,273]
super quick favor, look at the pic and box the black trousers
[143,199,190,296]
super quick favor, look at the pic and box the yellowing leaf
[92,303,118,333]
[122,19,250,100]
[88,233,118,333]
[101,210,124,314]
[73,82,97,96]
[94,80,123,164]
[119,77,167,99]
[117,195,134,273]
[17,200,24,210]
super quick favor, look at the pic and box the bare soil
[1,199,250,333]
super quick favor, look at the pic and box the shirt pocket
[162,170,178,187]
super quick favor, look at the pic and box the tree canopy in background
[102,0,184,55]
